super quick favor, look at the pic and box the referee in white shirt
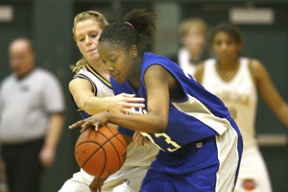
[0,38,65,192]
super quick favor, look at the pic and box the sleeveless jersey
[201,58,257,149]
[71,63,113,119]
[111,52,235,154]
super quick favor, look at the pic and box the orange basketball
[75,126,127,177]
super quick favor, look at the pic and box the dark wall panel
[0,2,33,81]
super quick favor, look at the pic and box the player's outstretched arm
[69,78,145,115]
[252,59,288,126]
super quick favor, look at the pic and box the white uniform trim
[215,127,240,191]
[172,94,230,135]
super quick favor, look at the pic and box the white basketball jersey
[202,58,257,149]
[76,64,114,98]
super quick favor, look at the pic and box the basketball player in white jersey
[58,10,158,192]
[194,23,288,192]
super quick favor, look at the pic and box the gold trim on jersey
[215,60,240,82]
[77,108,83,112]
[74,74,97,95]
[85,63,111,87]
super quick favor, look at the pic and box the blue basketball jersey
[111,52,234,154]
[111,53,242,191]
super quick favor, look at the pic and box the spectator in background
[170,17,208,75]
[194,22,288,192]
[0,38,65,192]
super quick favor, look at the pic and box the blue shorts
[141,126,242,192]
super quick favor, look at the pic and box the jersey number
[141,132,181,152]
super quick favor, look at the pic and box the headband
[124,22,134,28]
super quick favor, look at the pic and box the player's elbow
[154,120,168,133]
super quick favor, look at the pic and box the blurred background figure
[194,22,288,192]
[0,38,65,192]
[170,17,208,75]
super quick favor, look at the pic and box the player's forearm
[44,113,65,150]
[277,104,288,126]
[107,112,167,133]
[83,97,114,115]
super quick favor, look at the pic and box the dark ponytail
[99,9,156,55]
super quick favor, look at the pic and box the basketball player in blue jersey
[70,9,243,192]
[59,11,159,192]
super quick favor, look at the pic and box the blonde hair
[71,11,109,73]
[178,17,208,38]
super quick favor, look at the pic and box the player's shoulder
[144,52,171,63]
[247,58,266,74]
[246,57,268,83]
[69,75,91,90]
[247,58,262,68]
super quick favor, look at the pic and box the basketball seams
[76,141,103,168]
[115,133,127,147]
[75,126,127,177]
[103,128,126,153]
[76,130,123,174]
[97,147,107,177]
[105,127,126,148]
[98,130,122,170]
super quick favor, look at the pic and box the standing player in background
[70,9,243,192]
[0,38,65,192]
[59,10,159,192]
[194,22,288,192]
[169,17,208,75]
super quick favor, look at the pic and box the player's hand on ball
[133,131,148,146]
[69,112,109,131]
[109,93,145,114]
